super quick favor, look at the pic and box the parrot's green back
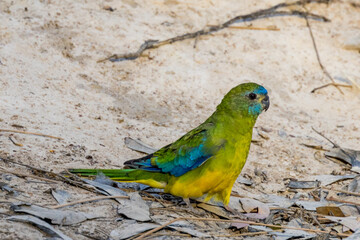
[70,83,270,206]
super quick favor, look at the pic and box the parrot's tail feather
[69,168,169,189]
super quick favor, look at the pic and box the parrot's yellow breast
[164,136,251,205]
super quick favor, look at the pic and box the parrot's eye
[248,93,257,100]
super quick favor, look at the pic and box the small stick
[0,167,58,183]
[207,24,280,31]
[328,196,360,207]
[227,26,280,31]
[309,212,325,230]
[311,127,356,165]
[8,136,23,147]
[303,6,343,94]
[134,216,351,240]
[215,231,277,238]
[143,232,190,239]
[141,191,168,208]
[0,129,63,140]
[311,127,339,147]
[311,83,352,93]
[49,195,130,209]
[300,143,328,151]
[323,187,360,197]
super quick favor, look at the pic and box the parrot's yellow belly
[165,142,249,205]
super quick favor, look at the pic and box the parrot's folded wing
[124,122,222,177]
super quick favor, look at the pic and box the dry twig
[142,232,191,239]
[309,212,325,230]
[311,127,339,147]
[49,195,130,209]
[213,25,280,31]
[215,231,280,238]
[323,187,360,197]
[0,129,63,140]
[0,167,58,184]
[99,0,329,62]
[8,136,23,147]
[328,196,360,207]
[302,5,349,94]
[311,82,352,93]
[303,6,343,94]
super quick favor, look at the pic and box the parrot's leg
[183,198,205,216]
[183,198,192,208]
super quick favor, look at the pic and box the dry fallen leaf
[124,137,157,154]
[11,203,99,225]
[325,147,360,173]
[110,220,159,240]
[323,216,360,232]
[197,203,230,219]
[238,198,270,219]
[312,175,356,186]
[269,218,316,240]
[316,206,345,217]
[344,229,360,240]
[295,200,336,211]
[83,178,128,203]
[167,220,210,237]
[288,180,320,189]
[51,189,71,204]
[117,192,151,222]
[7,215,72,240]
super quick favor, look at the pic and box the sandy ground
[0,0,359,239]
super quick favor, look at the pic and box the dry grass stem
[0,167,59,184]
[49,195,130,209]
[0,129,63,140]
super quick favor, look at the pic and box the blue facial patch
[253,86,268,95]
[244,86,268,98]
[246,85,268,116]
[248,104,262,115]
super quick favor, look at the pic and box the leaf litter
[3,134,360,239]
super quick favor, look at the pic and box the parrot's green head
[218,82,270,118]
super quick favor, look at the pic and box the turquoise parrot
[70,82,270,206]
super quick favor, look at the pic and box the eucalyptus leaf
[110,220,158,240]
[7,215,72,240]
[124,137,157,154]
[311,175,356,186]
[117,192,151,221]
[11,203,99,225]
[51,189,71,204]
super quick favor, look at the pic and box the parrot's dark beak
[262,95,270,112]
